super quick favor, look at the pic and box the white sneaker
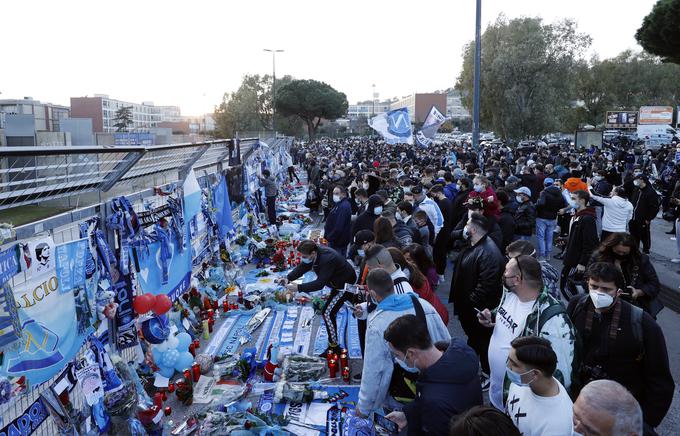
[671,237,677,241]
[671,258,680,263]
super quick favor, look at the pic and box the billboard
[605,111,637,128]
[575,130,603,149]
[638,106,674,125]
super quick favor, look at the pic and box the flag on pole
[415,106,449,147]
[368,108,414,145]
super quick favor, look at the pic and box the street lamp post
[472,0,482,151]
[263,48,284,135]
[372,84,376,117]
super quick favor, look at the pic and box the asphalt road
[437,232,680,435]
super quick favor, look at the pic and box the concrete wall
[60,118,94,145]
[37,131,71,146]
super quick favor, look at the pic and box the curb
[660,284,680,314]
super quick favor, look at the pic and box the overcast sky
[3,0,658,116]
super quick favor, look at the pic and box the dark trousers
[458,309,492,374]
[329,242,348,258]
[321,289,353,347]
[288,166,300,183]
[433,231,450,275]
[629,220,651,253]
[266,196,277,225]
[600,230,614,242]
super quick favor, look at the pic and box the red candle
[208,317,214,333]
[223,300,229,313]
[212,300,219,310]
[325,350,333,364]
[238,290,243,304]
[191,362,201,382]
[161,391,167,401]
[153,392,163,408]
[332,353,339,364]
[340,352,348,369]
[183,369,192,381]
[193,339,200,350]
[329,359,338,378]
[167,382,175,393]
[342,366,350,382]
[164,406,172,416]
[207,309,214,320]
[189,343,196,357]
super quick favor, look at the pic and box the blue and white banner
[55,239,88,294]
[2,240,91,384]
[212,175,234,239]
[0,246,19,287]
[368,107,414,145]
[415,106,449,147]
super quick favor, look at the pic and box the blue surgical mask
[301,256,314,264]
[474,184,484,193]
[374,206,383,215]
[506,367,535,387]
[394,351,419,374]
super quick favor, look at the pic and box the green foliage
[275,79,349,139]
[113,106,133,132]
[457,16,591,139]
[636,0,680,64]
[213,74,303,138]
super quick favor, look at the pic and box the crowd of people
[281,137,679,435]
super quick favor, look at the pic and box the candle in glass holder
[164,406,172,416]
[340,352,348,369]
[328,359,337,378]
[189,343,196,357]
[193,338,200,350]
[167,382,175,393]
[342,366,350,382]
[182,369,192,381]
[191,362,201,382]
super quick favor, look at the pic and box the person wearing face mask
[572,380,643,436]
[443,172,459,202]
[628,174,660,254]
[353,268,450,417]
[480,255,576,409]
[283,240,357,357]
[382,315,481,435]
[567,262,674,433]
[449,213,504,387]
[467,176,500,218]
[323,185,353,256]
[351,194,384,239]
[353,188,369,216]
[411,185,444,237]
[560,190,599,299]
[451,177,472,226]
[588,186,633,241]
[505,336,574,436]
[590,232,663,318]
[512,187,535,241]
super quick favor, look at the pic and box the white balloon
[166,335,179,350]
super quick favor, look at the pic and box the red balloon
[152,294,173,315]
[133,293,154,314]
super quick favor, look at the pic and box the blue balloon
[176,332,192,351]
[162,349,179,367]
[151,347,163,364]
[174,351,195,372]
[158,365,175,378]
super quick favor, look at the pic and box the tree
[214,74,302,138]
[113,106,133,132]
[275,79,348,139]
[456,16,591,139]
[636,0,680,64]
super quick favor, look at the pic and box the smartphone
[344,284,360,294]
[373,413,398,435]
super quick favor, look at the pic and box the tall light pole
[371,84,376,116]
[263,48,284,135]
[472,0,482,150]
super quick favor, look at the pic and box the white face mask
[374,206,383,215]
[357,249,365,257]
[633,179,641,187]
[362,183,370,189]
[516,195,524,203]
[589,290,614,309]
[332,195,341,203]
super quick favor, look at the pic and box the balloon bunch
[151,332,194,378]
[133,293,172,315]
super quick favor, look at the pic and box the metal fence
[0,136,292,434]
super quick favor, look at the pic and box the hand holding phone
[476,308,494,327]
[374,412,399,435]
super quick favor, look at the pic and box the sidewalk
[648,216,680,313]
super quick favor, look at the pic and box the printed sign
[639,106,674,125]
[605,111,638,128]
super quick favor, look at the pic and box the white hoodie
[589,192,634,232]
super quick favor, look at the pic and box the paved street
[437,214,680,435]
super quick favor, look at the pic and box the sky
[2,0,659,116]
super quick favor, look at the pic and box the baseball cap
[354,230,375,246]
[514,186,532,197]
[543,177,555,186]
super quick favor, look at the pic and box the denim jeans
[536,218,557,258]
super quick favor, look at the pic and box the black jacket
[513,201,536,236]
[351,196,383,238]
[567,297,674,427]
[324,198,352,247]
[437,197,455,234]
[563,208,599,267]
[630,185,660,223]
[536,186,567,220]
[403,339,483,436]
[450,189,470,229]
[497,206,516,251]
[287,246,357,292]
[394,221,420,246]
[449,233,504,311]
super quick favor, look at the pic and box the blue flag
[415,106,449,147]
[212,175,234,239]
[368,107,414,145]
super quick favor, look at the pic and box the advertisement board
[638,106,674,125]
[605,111,638,128]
